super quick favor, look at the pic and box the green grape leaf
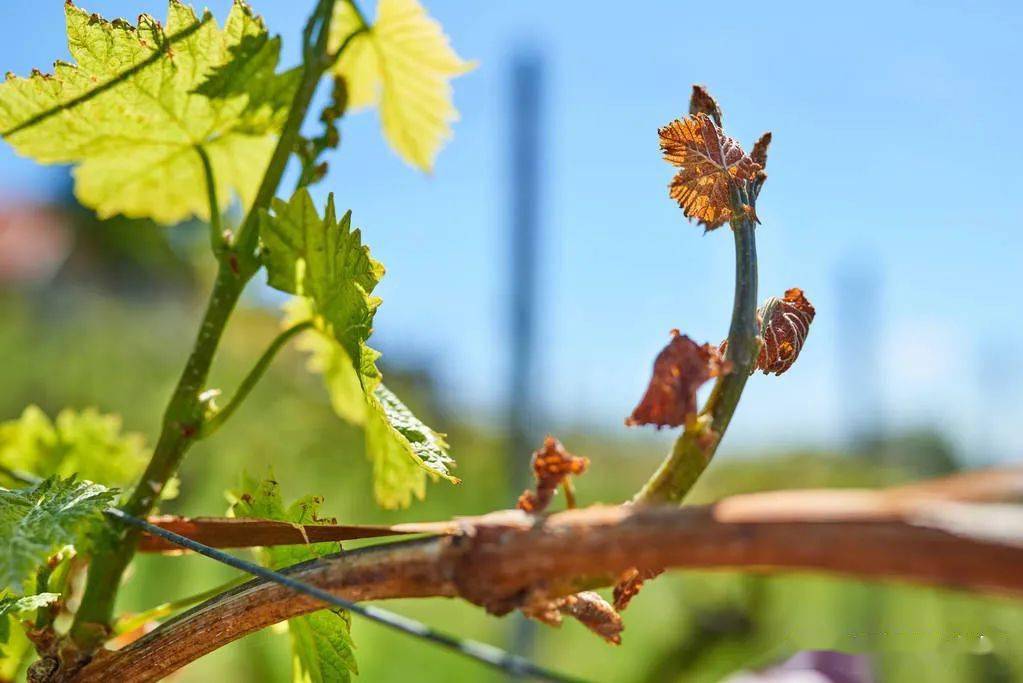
[329,0,475,171]
[0,592,59,649]
[193,8,301,135]
[0,476,115,593]
[288,610,358,683]
[293,325,453,508]
[231,476,357,683]
[263,191,457,508]
[260,189,383,374]
[231,475,338,567]
[367,384,454,508]
[0,1,295,224]
[0,406,147,489]
[284,298,367,426]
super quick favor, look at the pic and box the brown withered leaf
[750,132,772,169]
[689,85,722,126]
[524,591,623,645]
[750,131,771,198]
[626,330,731,429]
[613,567,664,611]
[659,113,761,230]
[516,436,589,513]
[757,288,815,375]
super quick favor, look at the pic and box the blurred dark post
[507,51,543,497]
[506,50,543,661]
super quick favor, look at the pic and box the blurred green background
[1,201,1021,682]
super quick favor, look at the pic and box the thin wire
[105,508,584,683]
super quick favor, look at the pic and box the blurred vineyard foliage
[1,209,1021,681]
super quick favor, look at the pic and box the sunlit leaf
[0,406,146,489]
[626,330,731,429]
[0,1,295,224]
[330,0,475,171]
[0,592,58,653]
[366,383,455,508]
[288,609,358,683]
[284,298,368,426]
[0,476,115,593]
[261,189,383,375]
[262,191,457,508]
[232,476,357,683]
[659,113,760,230]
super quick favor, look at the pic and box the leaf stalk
[200,320,315,438]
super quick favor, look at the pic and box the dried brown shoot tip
[612,567,664,611]
[659,114,761,230]
[626,330,732,429]
[516,437,589,513]
[750,131,772,169]
[750,131,772,197]
[756,288,815,375]
[523,591,624,645]
[689,85,722,126]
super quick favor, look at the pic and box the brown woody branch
[136,465,1023,552]
[137,516,455,552]
[77,467,1023,682]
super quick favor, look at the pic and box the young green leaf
[372,385,451,482]
[366,383,455,508]
[0,406,147,489]
[0,1,295,224]
[285,297,368,425]
[289,610,359,683]
[260,189,383,374]
[0,592,59,649]
[263,191,457,508]
[0,477,115,593]
[330,0,475,171]
[284,310,456,510]
[232,476,357,683]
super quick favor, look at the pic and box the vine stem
[200,320,315,438]
[70,262,248,645]
[71,0,341,648]
[633,185,759,505]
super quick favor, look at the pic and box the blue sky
[1,1,1021,461]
